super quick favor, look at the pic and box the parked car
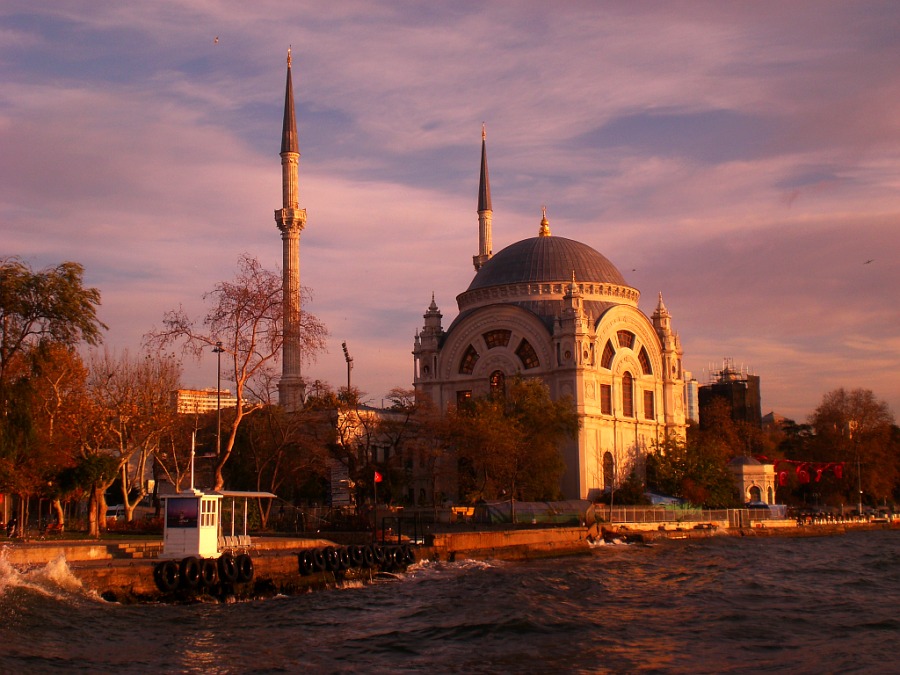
[106,504,125,521]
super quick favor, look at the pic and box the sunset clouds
[2,1,899,419]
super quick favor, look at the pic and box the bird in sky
[864,259,874,264]
[214,36,219,44]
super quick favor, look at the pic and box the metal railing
[595,505,789,528]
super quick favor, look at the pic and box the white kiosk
[160,489,223,560]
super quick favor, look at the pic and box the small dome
[467,236,627,291]
[729,455,762,466]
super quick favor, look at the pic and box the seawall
[2,521,897,603]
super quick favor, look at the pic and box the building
[275,49,307,411]
[683,370,700,424]
[728,455,776,505]
[698,358,762,429]
[172,388,237,415]
[413,130,688,500]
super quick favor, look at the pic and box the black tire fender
[200,558,218,587]
[218,553,239,583]
[236,553,254,583]
[298,550,315,576]
[311,548,326,572]
[154,560,180,593]
[338,546,352,569]
[180,556,201,590]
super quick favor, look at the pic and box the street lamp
[849,419,863,517]
[213,341,225,456]
[341,341,353,391]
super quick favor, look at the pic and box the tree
[0,258,105,530]
[0,258,106,409]
[449,375,579,504]
[381,388,455,508]
[808,388,898,509]
[145,254,327,490]
[88,349,182,521]
[25,343,89,527]
[646,434,740,508]
[230,403,330,528]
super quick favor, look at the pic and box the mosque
[274,51,687,502]
[412,129,688,501]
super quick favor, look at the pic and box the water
[2,531,898,674]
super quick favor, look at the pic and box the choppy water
[1,531,898,674]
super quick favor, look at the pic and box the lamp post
[341,341,353,391]
[849,419,862,517]
[213,341,225,456]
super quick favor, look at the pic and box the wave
[0,551,99,603]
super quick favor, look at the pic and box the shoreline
[2,521,897,604]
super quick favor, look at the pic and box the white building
[413,131,687,500]
[172,388,237,415]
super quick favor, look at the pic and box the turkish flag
[374,471,383,483]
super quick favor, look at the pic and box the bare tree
[145,254,327,490]
[88,349,182,521]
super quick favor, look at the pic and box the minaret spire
[473,123,493,271]
[275,49,307,411]
[281,47,298,156]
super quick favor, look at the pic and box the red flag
[374,471,383,483]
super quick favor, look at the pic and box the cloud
[2,1,900,419]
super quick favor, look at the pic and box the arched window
[490,370,506,398]
[617,330,635,349]
[516,338,540,369]
[483,329,511,349]
[603,452,615,490]
[601,340,615,369]
[622,372,634,418]
[638,347,652,375]
[749,486,762,502]
[459,345,479,375]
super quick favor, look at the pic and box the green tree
[808,388,898,509]
[646,433,739,508]
[449,375,579,504]
[0,258,105,408]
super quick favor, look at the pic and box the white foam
[0,551,95,602]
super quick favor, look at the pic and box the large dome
[467,236,627,291]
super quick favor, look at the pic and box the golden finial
[287,46,292,67]
[538,205,551,237]
[482,122,486,141]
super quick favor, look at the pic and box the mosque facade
[413,131,688,500]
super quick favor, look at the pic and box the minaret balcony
[275,208,307,228]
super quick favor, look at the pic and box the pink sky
[2,1,899,421]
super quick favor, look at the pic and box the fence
[595,505,788,528]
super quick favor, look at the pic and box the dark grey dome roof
[729,455,763,466]
[467,236,626,291]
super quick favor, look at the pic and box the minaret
[473,124,493,271]
[275,48,307,411]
